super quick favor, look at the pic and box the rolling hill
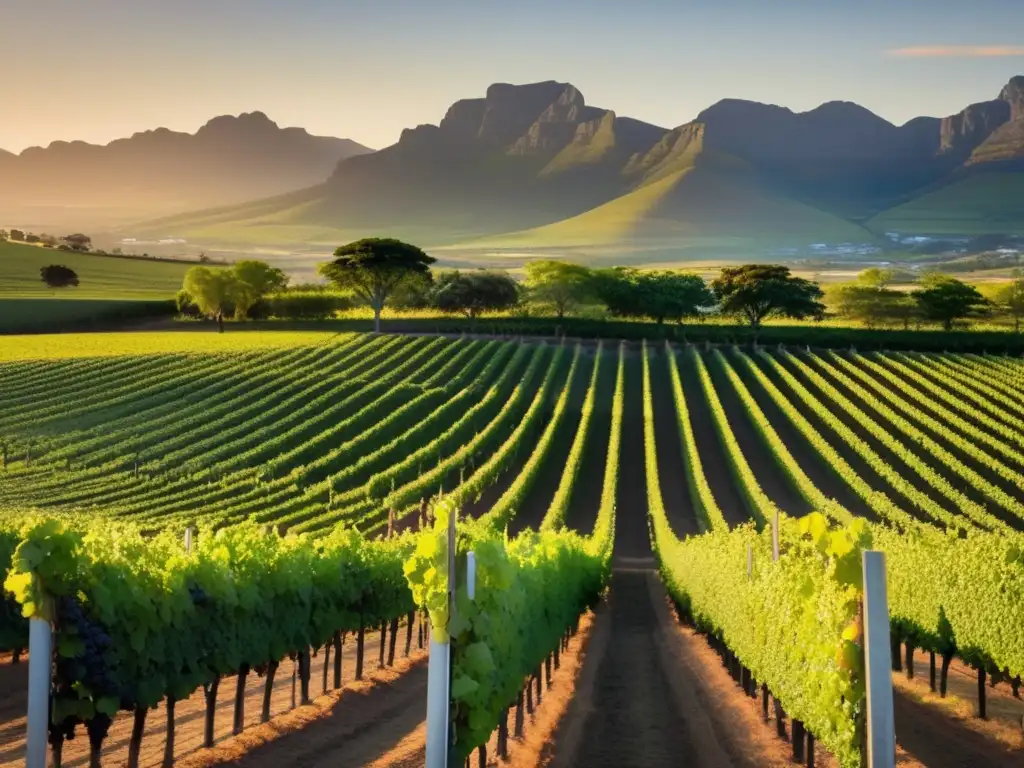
[0,113,371,227]
[112,74,1024,256]
[453,124,873,257]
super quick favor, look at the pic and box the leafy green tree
[856,267,895,288]
[183,266,237,332]
[593,267,712,324]
[830,283,916,329]
[912,276,988,331]
[319,238,435,332]
[0,229,8,241]
[711,265,825,329]
[432,270,520,320]
[40,265,79,289]
[231,260,288,319]
[986,270,1024,333]
[523,260,593,319]
[389,272,434,310]
[9,229,24,241]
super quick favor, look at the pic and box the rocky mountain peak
[197,111,281,137]
[999,75,1024,119]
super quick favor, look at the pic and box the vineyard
[1,331,1023,767]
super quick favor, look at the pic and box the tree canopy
[231,260,288,319]
[432,270,520,319]
[523,259,593,319]
[913,276,988,331]
[40,265,79,289]
[988,270,1024,333]
[711,264,825,328]
[593,267,713,324]
[829,283,916,329]
[319,238,435,332]
[183,266,237,332]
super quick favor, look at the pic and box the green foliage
[523,259,593,319]
[652,507,870,768]
[403,500,609,763]
[593,267,713,324]
[712,264,825,328]
[4,513,414,731]
[877,525,1024,677]
[913,277,989,331]
[40,265,80,289]
[182,265,236,320]
[829,283,917,329]
[431,269,520,319]
[231,260,289,319]
[982,269,1024,332]
[856,267,895,288]
[320,238,436,330]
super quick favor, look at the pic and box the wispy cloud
[888,45,1024,58]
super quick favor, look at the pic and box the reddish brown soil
[541,568,797,768]
[0,616,426,768]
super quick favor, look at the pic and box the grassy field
[0,239,192,299]
[0,239,196,332]
[0,329,339,361]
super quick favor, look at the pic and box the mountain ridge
[0,112,372,226]
[13,75,1024,252]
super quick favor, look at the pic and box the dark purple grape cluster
[56,595,115,695]
[49,594,120,747]
[189,583,210,607]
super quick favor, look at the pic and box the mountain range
[0,113,371,226]
[6,77,1024,258]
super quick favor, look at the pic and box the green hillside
[869,171,1024,235]
[454,146,875,253]
[0,240,191,299]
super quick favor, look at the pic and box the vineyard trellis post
[862,550,895,768]
[26,613,51,768]
[425,509,456,768]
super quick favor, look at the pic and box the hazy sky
[3,0,1023,153]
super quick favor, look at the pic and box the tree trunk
[204,677,220,747]
[333,631,344,689]
[127,706,147,768]
[373,305,382,333]
[217,312,224,333]
[262,661,278,723]
[162,698,176,768]
[233,664,249,734]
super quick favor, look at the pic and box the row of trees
[311,240,827,332]
[830,267,1024,331]
[176,237,1023,334]
[1,229,92,251]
